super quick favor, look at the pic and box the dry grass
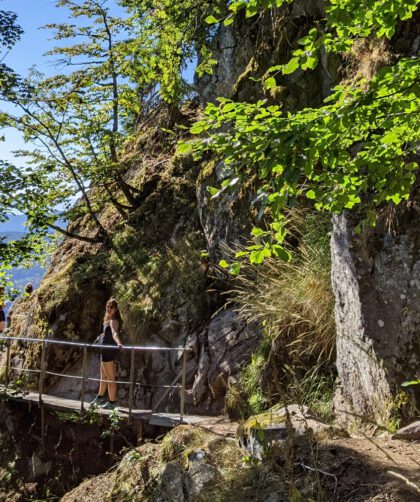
[226,209,336,416]
[343,37,392,83]
[234,210,335,370]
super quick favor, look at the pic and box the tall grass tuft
[226,209,336,418]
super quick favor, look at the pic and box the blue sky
[0,0,130,164]
[1,0,129,75]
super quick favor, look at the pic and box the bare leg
[98,362,107,396]
[102,360,117,401]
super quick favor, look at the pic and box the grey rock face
[192,308,260,412]
[196,1,337,109]
[196,161,254,261]
[156,462,185,502]
[331,208,420,428]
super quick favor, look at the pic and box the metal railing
[0,334,190,423]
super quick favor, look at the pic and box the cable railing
[0,334,191,423]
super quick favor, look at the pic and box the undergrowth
[226,209,336,420]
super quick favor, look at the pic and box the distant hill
[0,216,46,314]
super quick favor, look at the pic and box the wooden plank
[0,386,223,429]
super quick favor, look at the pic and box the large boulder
[191,308,261,414]
[331,202,420,429]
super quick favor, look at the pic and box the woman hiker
[90,298,124,409]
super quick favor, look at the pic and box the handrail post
[4,338,11,386]
[38,340,46,407]
[128,347,135,424]
[80,345,88,413]
[180,349,187,422]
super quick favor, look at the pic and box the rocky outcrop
[64,425,289,502]
[196,160,255,261]
[331,202,420,428]
[196,1,338,108]
[238,404,343,460]
[191,308,261,413]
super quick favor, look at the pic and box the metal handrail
[0,334,188,352]
[0,334,191,421]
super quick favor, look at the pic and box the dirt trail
[305,435,420,501]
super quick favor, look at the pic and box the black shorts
[101,347,118,362]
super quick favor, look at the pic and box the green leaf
[264,77,277,90]
[282,58,300,75]
[401,379,420,387]
[204,15,219,24]
[177,142,192,155]
[230,262,241,275]
[251,227,265,237]
[302,56,318,70]
[223,15,235,26]
[271,245,291,262]
[249,250,265,264]
[207,186,219,197]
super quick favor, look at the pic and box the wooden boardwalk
[0,336,236,437]
[0,385,232,432]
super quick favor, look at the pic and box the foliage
[225,351,269,418]
[0,0,147,272]
[101,408,122,438]
[224,211,334,417]
[401,379,420,387]
[291,372,335,423]
[0,8,23,92]
[183,1,420,265]
[226,210,335,417]
[121,0,227,102]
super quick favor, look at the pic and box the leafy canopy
[0,0,145,267]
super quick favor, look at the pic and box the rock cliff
[332,196,420,428]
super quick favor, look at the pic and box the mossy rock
[110,425,288,501]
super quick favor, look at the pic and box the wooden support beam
[80,346,88,413]
[128,348,135,424]
[180,350,187,423]
[40,404,46,454]
[38,341,46,407]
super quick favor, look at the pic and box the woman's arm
[110,319,123,347]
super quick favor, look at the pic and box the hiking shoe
[99,400,118,410]
[89,395,107,407]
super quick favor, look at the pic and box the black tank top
[102,323,117,346]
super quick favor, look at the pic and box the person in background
[24,283,33,296]
[0,286,5,334]
[90,298,124,410]
[0,304,5,334]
